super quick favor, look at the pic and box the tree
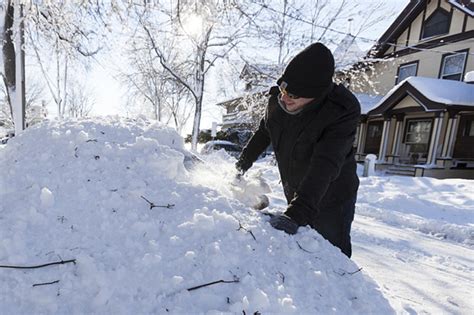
[122,0,256,151]
[66,81,94,118]
[1,0,113,130]
[26,1,110,118]
[1,0,26,134]
[0,76,45,130]
[253,0,387,65]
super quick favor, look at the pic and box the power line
[255,3,474,57]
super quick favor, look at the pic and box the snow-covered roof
[448,0,474,17]
[334,35,366,70]
[391,76,472,106]
[465,71,474,83]
[354,93,383,114]
[408,77,474,106]
[203,140,239,146]
[369,76,474,116]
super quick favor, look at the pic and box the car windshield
[214,144,240,152]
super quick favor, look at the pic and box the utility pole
[13,0,25,133]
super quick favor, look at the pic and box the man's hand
[269,214,299,235]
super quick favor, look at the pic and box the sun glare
[181,13,205,38]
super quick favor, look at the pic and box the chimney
[465,71,474,84]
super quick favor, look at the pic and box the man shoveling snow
[236,43,360,258]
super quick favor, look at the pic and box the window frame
[421,8,451,40]
[395,61,419,85]
[403,119,433,145]
[439,49,469,81]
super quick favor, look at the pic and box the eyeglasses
[279,82,300,99]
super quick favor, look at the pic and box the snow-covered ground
[1,117,473,314]
[0,118,391,314]
[353,176,474,314]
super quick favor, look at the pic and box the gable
[392,95,424,111]
[369,0,473,59]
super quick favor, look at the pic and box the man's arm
[285,108,359,225]
[236,118,271,174]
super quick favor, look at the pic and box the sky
[49,0,411,135]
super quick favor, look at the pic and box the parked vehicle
[0,131,14,144]
[200,140,242,158]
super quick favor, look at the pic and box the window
[440,51,467,81]
[421,9,450,39]
[364,121,383,154]
[464,120,474,137]
[404,119,432,155]
[396,62,418,84]
[405,120,431,144]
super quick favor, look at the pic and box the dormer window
[421,9,451,39]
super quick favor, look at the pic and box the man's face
[280,93,315,112]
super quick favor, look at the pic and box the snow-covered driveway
[353,214,473,314]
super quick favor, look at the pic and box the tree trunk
[3,0,15,109]
[14,1,25,131]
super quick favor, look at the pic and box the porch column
[356,117,368,155]
[388,115,404,163]
[377,116,391,163]
[427,112,444,166]
[440,113,460,158]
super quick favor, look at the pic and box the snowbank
[0,117,392,314]
[357,176,474,246]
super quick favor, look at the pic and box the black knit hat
[277,43,335,98]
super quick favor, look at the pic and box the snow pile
[0,117,392,314]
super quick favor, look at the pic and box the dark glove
[235,158,251,176]
[269,214,299,235]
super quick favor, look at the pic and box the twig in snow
[277,271,285,283]
[140,196,175,210]
[296,241,314,253]
[187,277,240,292]
[86,139,97,143]
[32,280,60,287]
[237,221,256,241]
[0,259,76,270]
[335,267,362,276]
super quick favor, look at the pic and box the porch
[354,77,474,179]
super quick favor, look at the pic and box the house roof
[448,0,474,17]
[368,77,474,116]
[354,93,383,114]
[334,34,366,70]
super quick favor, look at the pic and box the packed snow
[0,118,392,314]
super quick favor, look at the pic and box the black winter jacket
[237,83,360,226]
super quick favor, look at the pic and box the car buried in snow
[200,140,242,158]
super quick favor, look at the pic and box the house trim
[462,13,468,31]
[368,83,447,116]
[389,30,474,58]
